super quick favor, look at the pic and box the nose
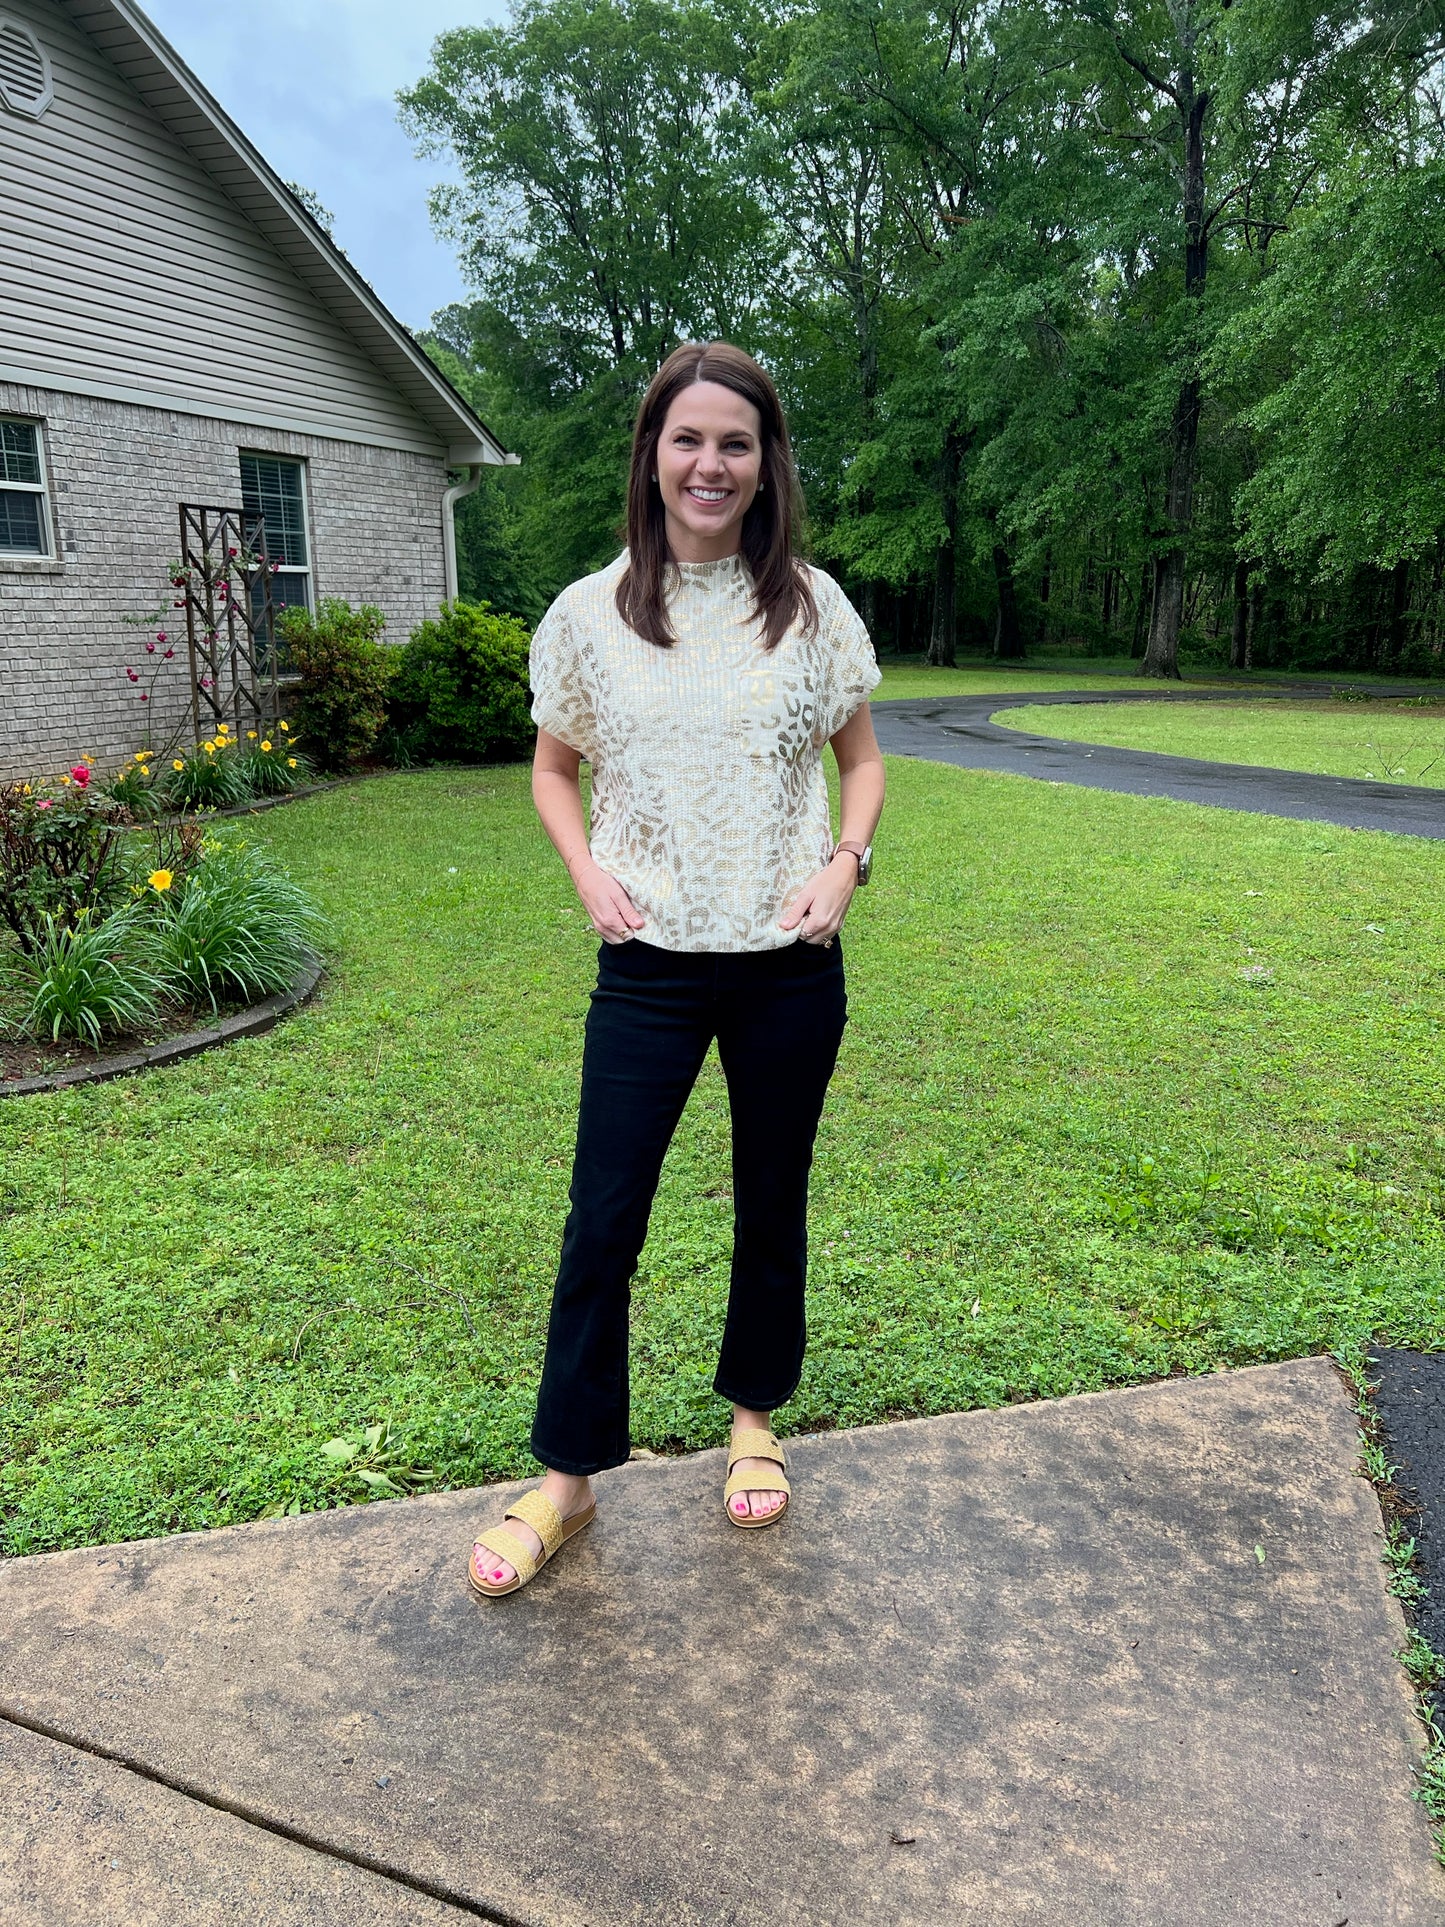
[695,441,726,477]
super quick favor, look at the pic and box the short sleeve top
[529,550,880,952]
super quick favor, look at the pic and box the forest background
[394,0,1445,679]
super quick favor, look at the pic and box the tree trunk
[1138,55,1210,680]
[1229,558,1251,669]
[860,579,879,655]
[1131,558,1153,657]
[1385,558,1411,670]
[925,431,962,667]
[1139,373,1199,680]
[927,544,957,666]
[992,544,1026,658]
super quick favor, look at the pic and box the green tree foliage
[1223,158,1445,581]
[399,0,776,594]
[402,0,1445,678]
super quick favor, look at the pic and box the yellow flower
[83,755,95,765]
[247,730,258,741]
[287,757,297,768]
[134,752,148,763]
[279,721,290,732]
[148,869,174,892]
[61,775,71,785]
[216,724,230,736]
[260,740,273,752]
[203,742,216,755]
[173,759,185,771]
[139,766,151,779]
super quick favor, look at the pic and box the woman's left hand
[778,857,856,946]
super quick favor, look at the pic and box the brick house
[0,0,512,778]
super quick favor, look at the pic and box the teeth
[689,489,728,501]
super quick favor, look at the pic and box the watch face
[858,844,873,884]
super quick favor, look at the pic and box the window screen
[0,420,51,556]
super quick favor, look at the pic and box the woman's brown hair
[615,341,817,651]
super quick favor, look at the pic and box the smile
[686,487,731,503]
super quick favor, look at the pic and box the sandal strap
[474,1524,538,1585]
[505,1489,564,1562]
[727,1428,785,1474]
[725,1463,791,1504]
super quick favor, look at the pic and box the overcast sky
[144,0,506,331]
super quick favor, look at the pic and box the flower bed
[0,752,328,1074]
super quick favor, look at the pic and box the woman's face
[654,381,764,562]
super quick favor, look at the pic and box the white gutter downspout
[442,464,483,604]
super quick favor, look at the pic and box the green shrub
[0,768,130,953]
[154,839,325,1008]
[8,905,171,1045]
[163,732,249,811]
[280,601,392,772]
[387,601,533,764]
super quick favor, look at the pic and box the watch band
[834,840,872,884]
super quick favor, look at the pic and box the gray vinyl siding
[0,0,443,455]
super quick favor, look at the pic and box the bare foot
[472,1470,594,1588]
[728,1405,788,1522]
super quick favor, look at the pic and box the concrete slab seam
[0,1699,523,1927]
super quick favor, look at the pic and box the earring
[651,473,658,483]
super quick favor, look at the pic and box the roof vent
[0,17,53,119]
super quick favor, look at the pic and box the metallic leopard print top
[529,550,880,952]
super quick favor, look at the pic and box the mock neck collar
[670,551,746,586]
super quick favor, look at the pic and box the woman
[469,341,885,1597]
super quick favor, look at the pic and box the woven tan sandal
[468,1488,596,1598]
[723,1427,790,1530]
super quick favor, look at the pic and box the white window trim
[239,451,314,611]
[0,415,54,560]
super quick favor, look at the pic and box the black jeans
[530,937,848,1476]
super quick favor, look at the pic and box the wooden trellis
[177,503,283,740]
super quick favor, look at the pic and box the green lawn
[874,661,1232,700]
[994,697,1445,787]
[3,760,1444,1556]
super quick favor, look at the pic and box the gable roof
[57,0,512,468]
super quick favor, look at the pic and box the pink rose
[126,668,139,682]
[70,766,91,788]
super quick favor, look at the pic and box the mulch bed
[0,1002,250,1082]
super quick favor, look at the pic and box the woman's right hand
[570,856,647,944]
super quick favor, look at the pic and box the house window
[0,418,52,556]
[239,454,311,616]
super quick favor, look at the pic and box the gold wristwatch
[834,840,873,885]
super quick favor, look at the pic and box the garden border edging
[0,955,326,1101]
